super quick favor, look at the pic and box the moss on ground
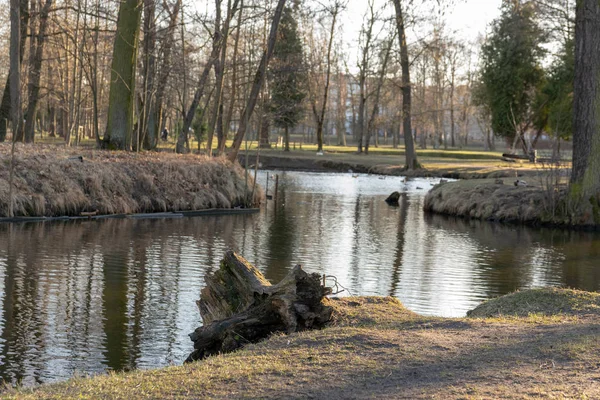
[5,289,600,400]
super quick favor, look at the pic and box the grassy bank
[423,179,549,224]
[0,144,261,218]
[423,178,600,229]
[5,289,600,399]
[238,148,558,179]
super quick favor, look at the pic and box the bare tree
[392,0,419,169]
[228,0,287,162]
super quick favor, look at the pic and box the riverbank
[0,144,260,218]
[238,148,554,179]
[423,179,600,229]
[5,288,600,399]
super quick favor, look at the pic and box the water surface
[1,170,599,385]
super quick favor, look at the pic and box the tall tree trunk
[139,0,157,150]
[449,62,456,148]
[24,0,52,143]
[259,101,271,148]
[103,0,142,150]
[392,0,420,169]
[228,0,287,162]
[315,5,338,153]
[284,125,290,151]
[212,0,240,156]
[206,0,224,155]
[335,71,347,146]
[1,0,28,142]
[570,0,600,200]
[147,0,180,149]
[10,0,22,141]
[365,34,394,154]
[178,2,226,154]
[222,0,244,154]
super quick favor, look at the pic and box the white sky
[340,0,503,60]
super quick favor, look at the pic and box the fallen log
[186,251,333,362]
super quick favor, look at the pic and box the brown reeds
[0,144,262,218]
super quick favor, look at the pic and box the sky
[340,0,503,61]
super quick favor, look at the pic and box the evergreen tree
[536,38,574,141]
[269,4,306,152]
[476,0,544,150]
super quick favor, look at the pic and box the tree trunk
[392,0,420,169]
[228,0,287,162]
[570,0,600,200]
[365,34,394,154]
[206,0,224,155]
[139,0,157,150]
[221,0,244,155]
[259,101,271,148]
[146,0,180,149]
[284,125,290,151]
[313,3,339,154]
[1,0,28,142]
[178,4,225,154]
[186,251,332,362]
[335,71,347,146]
[214,1,239,155]
[10,0,22,141]
[103,0,142,150]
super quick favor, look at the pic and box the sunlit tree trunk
[392,0,420,169]
[103,0,142,150]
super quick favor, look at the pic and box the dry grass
[0,143,261,218]
[5,290,600,399]
[468,288,600,318]
[423,179,548,224]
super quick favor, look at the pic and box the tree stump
[186,251,333,362]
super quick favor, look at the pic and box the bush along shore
[5,287,600,399]
[0,144,261,218]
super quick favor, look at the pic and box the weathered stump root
[186,251,333,362]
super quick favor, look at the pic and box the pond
[0,170,599,385]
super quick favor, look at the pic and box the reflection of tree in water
[264,191,296,282]
[389,194,409,296]
[0,216,260,384]
[424,213,600,297]
[0,224,54,385]
[101,243,130,372]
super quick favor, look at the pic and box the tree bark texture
[571,0,600,199]
[186,251,332,362]
[103,0,142,150]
